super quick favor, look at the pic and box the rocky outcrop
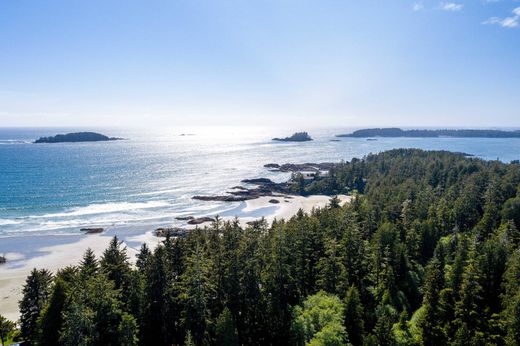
[187,217,215,225]
[264,162,335,173]
[80,227,104,234]
[192,162,333,203]
[193,195,255,202]
[155,227,189,237]
[193,176,295,202]
[269,199,280,204]
[175,216,195,221]
[34,132,122,144]
[0,255,6,264]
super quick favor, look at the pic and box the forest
[3,149,520,346]
[337,128,520,138]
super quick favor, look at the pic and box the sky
[0,0,519,128]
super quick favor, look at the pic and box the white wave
[37,201,171,218]
[0,140,31,144]
[0,219,22,226]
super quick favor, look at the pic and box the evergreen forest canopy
[337,128,520,138]
[6,149,520,346]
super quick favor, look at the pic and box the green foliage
[37,278,68,346]
[18,150,520,345]
[215,308,239,346]
[502,197,520,229]
[293,291,347,346]
[19,268,53,344]
[0,314,15,346]
[344,286,364,346]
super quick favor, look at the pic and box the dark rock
[231,186,248,190]
[241,178,275,185]
[0,255,6,264]
[34,132,122,144]
[193,195,254,202]
[187,217,215,225]
[269,199,280,204]
[263,162,334,173]
[194,175,295,202]
[175,216,195,221]
[80,227,104,234]
[155,227,189,237]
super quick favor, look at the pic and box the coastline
[0,194,349,321]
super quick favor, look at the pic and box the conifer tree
[344,286,364,346]
[181,243,211,346]
[19,268,53,344]
[453,258,485,345]
[135,243,151,272]
[80,248,98,278]
[37,278,68,346]
[417,258,445,345]
[216,307,239,346]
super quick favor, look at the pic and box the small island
[273,131,313,142]
[34,132,122,144]
[337,128,520,138]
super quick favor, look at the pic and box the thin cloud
[413,2,424,11]
[483,6,520,28]
[440,2,464,11]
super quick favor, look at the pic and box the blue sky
[0,0,519,127]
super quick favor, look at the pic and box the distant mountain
[273,132,313,142]
[337,128,520,138]
[34,132,122,143]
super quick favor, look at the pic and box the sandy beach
[0,194,349,321]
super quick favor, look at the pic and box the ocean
[1,126,520,238]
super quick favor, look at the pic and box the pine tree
[37,278,68,346]
[344,286,364,346]
[317,239,346,295]
[80,248,98,278]
[60,301,94,346]
[453,259,485,345]
[136,243,151,272]
[329,195,342,209]
[140,245,170,346]
[215,307,239,346]
[505,291,520,346]
[100,236,130,291]
[181,243,211,346]
[19,268,53,344]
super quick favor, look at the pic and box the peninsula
[337,127,520,138]
[34,132,122,143]
[273,131,313,142]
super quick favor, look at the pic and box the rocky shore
[192,162,335,202]
[264,162,335,173]
[193,177,293,202]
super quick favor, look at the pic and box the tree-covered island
[34,132,122,143]
[337,128,520,138]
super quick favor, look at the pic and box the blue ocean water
[1,126,520,238]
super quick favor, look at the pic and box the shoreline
[0,194,349,321]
